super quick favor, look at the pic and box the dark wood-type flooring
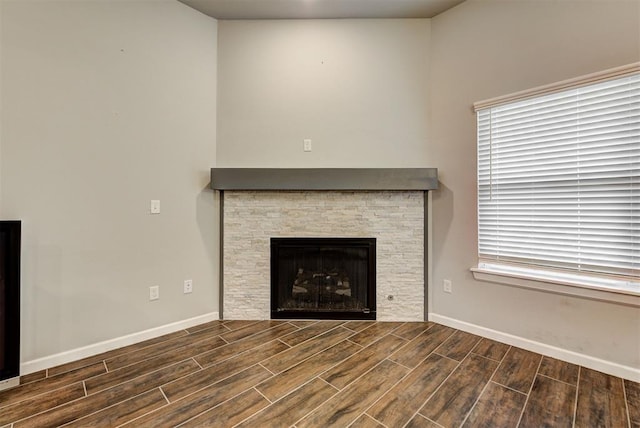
[1,320,638,427]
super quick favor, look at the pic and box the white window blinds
[477,72,639,279]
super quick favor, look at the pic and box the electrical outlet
[149,285,159,301]
[150,200,160,214]
[184,279,193,294]
[303,139,312,152]
[443,279,452,294]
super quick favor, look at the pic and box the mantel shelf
[210,168,438,191]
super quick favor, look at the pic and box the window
[475,66,639,292]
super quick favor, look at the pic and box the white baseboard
[0,376,20,392]
[429,313,640,383]
[20,312,219,376]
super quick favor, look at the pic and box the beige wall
[2,0,638,372]
[0,0,218,362]
[215,2,640,370]
[216,19,431,167]
[429,0,640,369]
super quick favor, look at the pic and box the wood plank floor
[1,320,638,427]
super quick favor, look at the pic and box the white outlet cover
[184,279,193,294]
[149,285,159,300]
[150,200,160,214]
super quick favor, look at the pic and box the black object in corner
[0,221,20,382]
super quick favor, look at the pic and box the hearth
[271,238,376,320]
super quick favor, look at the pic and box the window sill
[470,264,640,307]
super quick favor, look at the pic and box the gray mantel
[210,168,438,191]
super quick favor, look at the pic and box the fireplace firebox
[271,238,376,320]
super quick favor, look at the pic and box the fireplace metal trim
[210,168,438,191]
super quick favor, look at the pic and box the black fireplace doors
[271,238,376,320]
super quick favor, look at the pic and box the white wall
[216,19,431,167]
[429,0,640,370]
[0,0,218,363]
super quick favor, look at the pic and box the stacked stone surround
[222,190,425,321]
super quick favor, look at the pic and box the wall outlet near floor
[149,285,159,301]
[183,279,193,294]
[443,279,452,294]
[303,139,312,152]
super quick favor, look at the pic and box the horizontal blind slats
[477,71,639,280]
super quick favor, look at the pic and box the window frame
[472,63,640,305]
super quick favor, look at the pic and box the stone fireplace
[211,168,437,322]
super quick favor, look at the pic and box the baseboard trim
[0,376,20,392]
[20,312,220,375]
[429,313,639,383]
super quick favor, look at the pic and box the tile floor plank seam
[405,346,501,428]
[623,378,632,428]
[285,355,361,407]
[389,325,458,370]
[460,344,512,427]
[320,334,408,390]
[128,391,173,427]
[264,342,384,426]
[5,321,638,428]
[0,362,108,410]
[255,339,363,403]
[394,355,464,428]
[104,327,230,372]
[160,357,272,404]
[173,384,266,428]
[257,363,276,376]
[572,366,581,428]
[294,360,408,428]
[230,374,340,427]
[46,329,195,378]
[514,349,545,428]
[119,364,274,427]
[459,344,519,428]
[458,373,497,427]
[355,354,438,428]
[419,342,510,428]
[2,389,86,427]
[261,325,355,374]
[252,386,273,404]
[369,352,460,426]
[425,416,446,428]
[32,342,230,427]
[487,379,530,397]
[10,387,96,427]
[191,357,204,370]
[56,387,166,428]
[536,372,580,388]
[193,322,299,369]
[13,360,202,428]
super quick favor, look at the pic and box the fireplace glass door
[271,238,376,320]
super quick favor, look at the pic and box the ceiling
[177,0,466,20]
